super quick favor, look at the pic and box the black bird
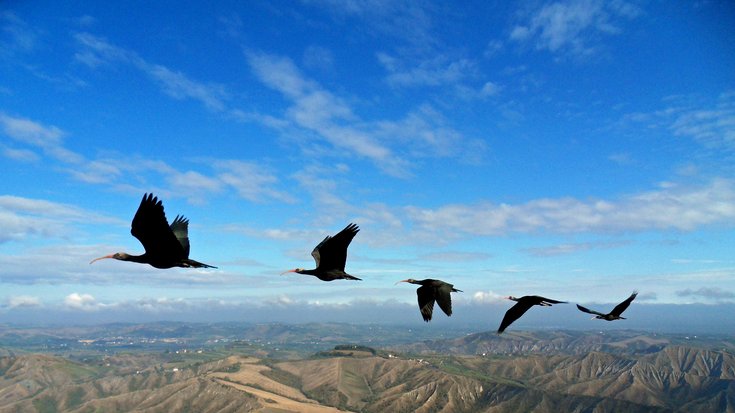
[282,223,361,281]
[90,193,216,269]
[497,295,566,333]
[397,279,462,322]
[576,291,638,321]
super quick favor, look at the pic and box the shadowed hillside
[1,328,734,412]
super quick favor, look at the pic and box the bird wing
[435,282,455,317]
[610,291,638,317]
[312,223,359,272]
[534,296,567,305]
[169,215,190,258]
[416,285,436,322]
[131,193,186,261]
[310,236,330,268]
[576,304,606,317]
[498,300,533,333]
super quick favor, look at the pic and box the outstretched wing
[131,193,186,261]
[170,215,190,258]
[416,285,436,322]
[610,291,638,317]
[310,236,330,268]
[498,301,533,333]
[535,296,567,305]
[576,304,606,317]
[435,282,455,317]
[312,223,359,272]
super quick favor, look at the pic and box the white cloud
[406,178,735,236]
[510,0,640,55]
[472,290,505,304]
[64,292,103,311]
[1,110,293,204]
[377,53,476,87]
[0,12,39,56]
[147,64,228,111]
[214,160,295,203]
[523,240,631,257]
[2,146,39,162]
[74,33,228,112]
[676,287,735,302]
[306,0,436,47]
[246,51,408,176]
[5,295,42,309]
[0,195,119,244]
[0,112,83,164]
[669,92,735,152]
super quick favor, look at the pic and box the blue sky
[1,0,734,327]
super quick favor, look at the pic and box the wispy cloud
[0,112,82,163]
[0,195,119,243]
[75,33,228,111]
[74,32,479,176]
[214,160,295,204]
[305,0,437,48]
[247,51,486,174]
[510,0,641,56]
[676,287,735,302]
[4,295,42,309]
[623,92,735,156]
[419,251,493,262]
[669,92,735,152]
[377,53,475,87]
[0,11,39,57]
[406,178,735,237]
[1,112,292,204]
[246,51,408,176]
[523,240,631,257]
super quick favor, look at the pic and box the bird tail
[183,259,217,269]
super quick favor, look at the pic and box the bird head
[281,268,303,275]
[395,278,417,285]
[506,296,519,301]
[90,252,129,264]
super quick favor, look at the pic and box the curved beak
[281,269,297,276]
[395,279,410,285]
[90,254,114,265]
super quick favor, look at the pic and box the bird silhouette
[397,278,462,322]
[90,193,215,269]
[577,291,638,321]
[497,295,566,333]
[282,223,361,281]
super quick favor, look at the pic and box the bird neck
[121,253,149,264]
[297,268,319,275]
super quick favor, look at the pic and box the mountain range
[1,326,733,412]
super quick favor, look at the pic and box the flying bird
[397,278,462,322]
[576,291,638,321]
[497,295,566,333]
[282,223,361,281]
[90,193,216,269]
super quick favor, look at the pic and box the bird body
[576,292,638,321]
[498,295,566,333]
[283,223,361,281]
[90,193,216,269]
[398,278,462,322]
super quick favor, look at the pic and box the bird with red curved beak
[90,193,216,269]
[397,278,462,322]
[282,223,361,281]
